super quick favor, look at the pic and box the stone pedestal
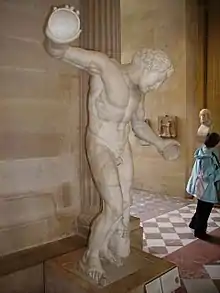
[0,265,43,293]
[130,216,143,251]
[45,248,180,293]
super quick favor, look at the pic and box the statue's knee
[110,206,123,221]
[123,201,130,210]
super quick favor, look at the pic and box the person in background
[186,132,220,240]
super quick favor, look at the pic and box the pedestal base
[45,248,180,293]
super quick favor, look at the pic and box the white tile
[157,214,169,219]
[168,210,179,214]
[181,239,194,246]
[157,222,173,228]
[169,217,185,223]
[205,265,220,279]
[210,212,220,217]
[180,213,194,218]
[143,246,149,253]
[146,218,157,223]
[180,206,189,211]
[169,214,182,218]
[166,246,182,254]
[187,204,197,208]
[156,254,166,258]
[161,233,180,240]
[174,227,191,233]
[146,239,165,247]
[208,227,218,232]
[143,227,160,233]
[189,209,196,214]
[158,208,167,212]
[183,279,219,293]
[181,238,196,246]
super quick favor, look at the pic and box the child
[186,132,220,240]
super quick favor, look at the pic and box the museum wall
[121,0,198,196]
[0,0,81,255]
[185,0,201,180]
[206,0,220,133]
[0,0,202,254]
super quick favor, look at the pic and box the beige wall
[206,0,220,133]
[121,0,188,196]
[185,0,201,178]
[0,0,81,255]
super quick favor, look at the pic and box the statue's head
[132,49,174,93]
[199,109,212,126]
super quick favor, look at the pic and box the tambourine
[45,5,81,44]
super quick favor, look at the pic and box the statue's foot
[100,248,123,267]
[79,253,107,286]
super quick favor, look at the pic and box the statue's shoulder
[110,58,122,68]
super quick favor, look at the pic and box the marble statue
[197,109,212,137]
[44,5,180,285]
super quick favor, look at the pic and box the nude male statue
[44,5,180,285]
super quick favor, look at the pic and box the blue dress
[186,146,220,204]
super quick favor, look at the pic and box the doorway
[201,0,220,131]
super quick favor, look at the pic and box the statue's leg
[119,142,133,232]
[80,141,124,283]
[109,142,133,258]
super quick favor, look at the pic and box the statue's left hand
[157,139,180,161]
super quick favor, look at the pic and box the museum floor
[131,189,220,293]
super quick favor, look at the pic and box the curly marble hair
[132,48,173,73]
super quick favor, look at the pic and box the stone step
[45,247,181,293]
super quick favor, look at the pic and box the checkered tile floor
[131,188,193,221]
[203,262,220,293]
[141,203,220,258]
[131,191,220,292]
[182,261,220,293]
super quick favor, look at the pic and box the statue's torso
[87,65,141,155]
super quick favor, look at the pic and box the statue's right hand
[44,38,68,58]
[45,5,81,45]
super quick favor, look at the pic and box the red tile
[175,285,187,293]
[165,228,220,279]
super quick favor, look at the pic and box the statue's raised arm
[44,5,111,74]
